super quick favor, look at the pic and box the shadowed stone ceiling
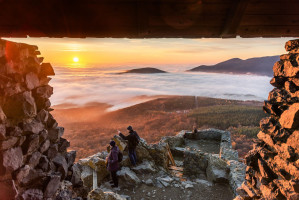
[0,0,299,38]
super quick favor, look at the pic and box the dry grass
[51,96,267,160]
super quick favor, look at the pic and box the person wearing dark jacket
[118,125,140,166]
[107,140,119,188]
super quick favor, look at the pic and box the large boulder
[52,154,68,180]
[23,120,44,135]
[6,126,22,137]
[47,144,59,159]
[117,167,141,186]
[3,91,37,121]
[25,72,40,90]
[15,165,30,184]
[88,188,126,200]
[183,150,208,175]
[22,134,40,154]
[65,150,76,168]
[44,175,61,199]
[279,103,299,129]
[285,39,299,52]
[58,138,70,152]
[132,160,156,174]
[27,151,42,168]
[287,130,299,155]
[40,63,55,77]
[80,165,93,189]
[71,163,82,186]
[36,109,49,123]
[79,155,110,185]
[148,142,168,169]
[48,127,64,143]
[112,135,127,152]
[33,85,53,99]
[39,139,50,153]
[206,154,229,183]
[20,169,47,186]
[37,155,49,172]
[0,136,19,150]
[136,144,152,162]
[2,147,23,171]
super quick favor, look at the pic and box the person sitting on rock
[107,140,119,188]
[193,124,198,134]
[118,126,140,166]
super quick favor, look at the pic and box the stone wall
[168,129,246,196]
[0,39,80,199]
[236,39,299,200]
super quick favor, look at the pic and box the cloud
[49,66,273,111]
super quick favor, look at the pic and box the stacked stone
[0,39,80,200]
[236,39,299,199]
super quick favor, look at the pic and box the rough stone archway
[0,38,298,199]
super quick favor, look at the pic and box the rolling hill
[123,67,167,74]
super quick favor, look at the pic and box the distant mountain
[188,56,279,76]
[123,67,167,74]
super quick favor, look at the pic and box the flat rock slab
[117,167,141,186]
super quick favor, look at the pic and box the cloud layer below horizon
[50,66,272,110]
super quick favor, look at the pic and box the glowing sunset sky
[4,37,295,66]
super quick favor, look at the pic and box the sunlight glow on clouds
[3,37,295,67]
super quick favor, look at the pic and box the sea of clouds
[50,65,273,110]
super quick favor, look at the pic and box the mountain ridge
[188,56,279,76]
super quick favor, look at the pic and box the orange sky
[3,37,295,67]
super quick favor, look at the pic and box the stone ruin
[77,129,245,199]
[0,39,86,199]
[235,40,299,200]
[0,38,298,200]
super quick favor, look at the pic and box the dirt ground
[100,169,234,200]
[184,139,220,154]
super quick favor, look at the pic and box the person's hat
[127,125,133,131]
[110,140,116,147]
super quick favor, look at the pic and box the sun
[73,57,79,62]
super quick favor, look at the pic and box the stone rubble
[0,39,86,200]
[235,39,299,199]
[78,128,244,199]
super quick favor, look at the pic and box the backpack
[133,131,140,145]
[118,150,123,162]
